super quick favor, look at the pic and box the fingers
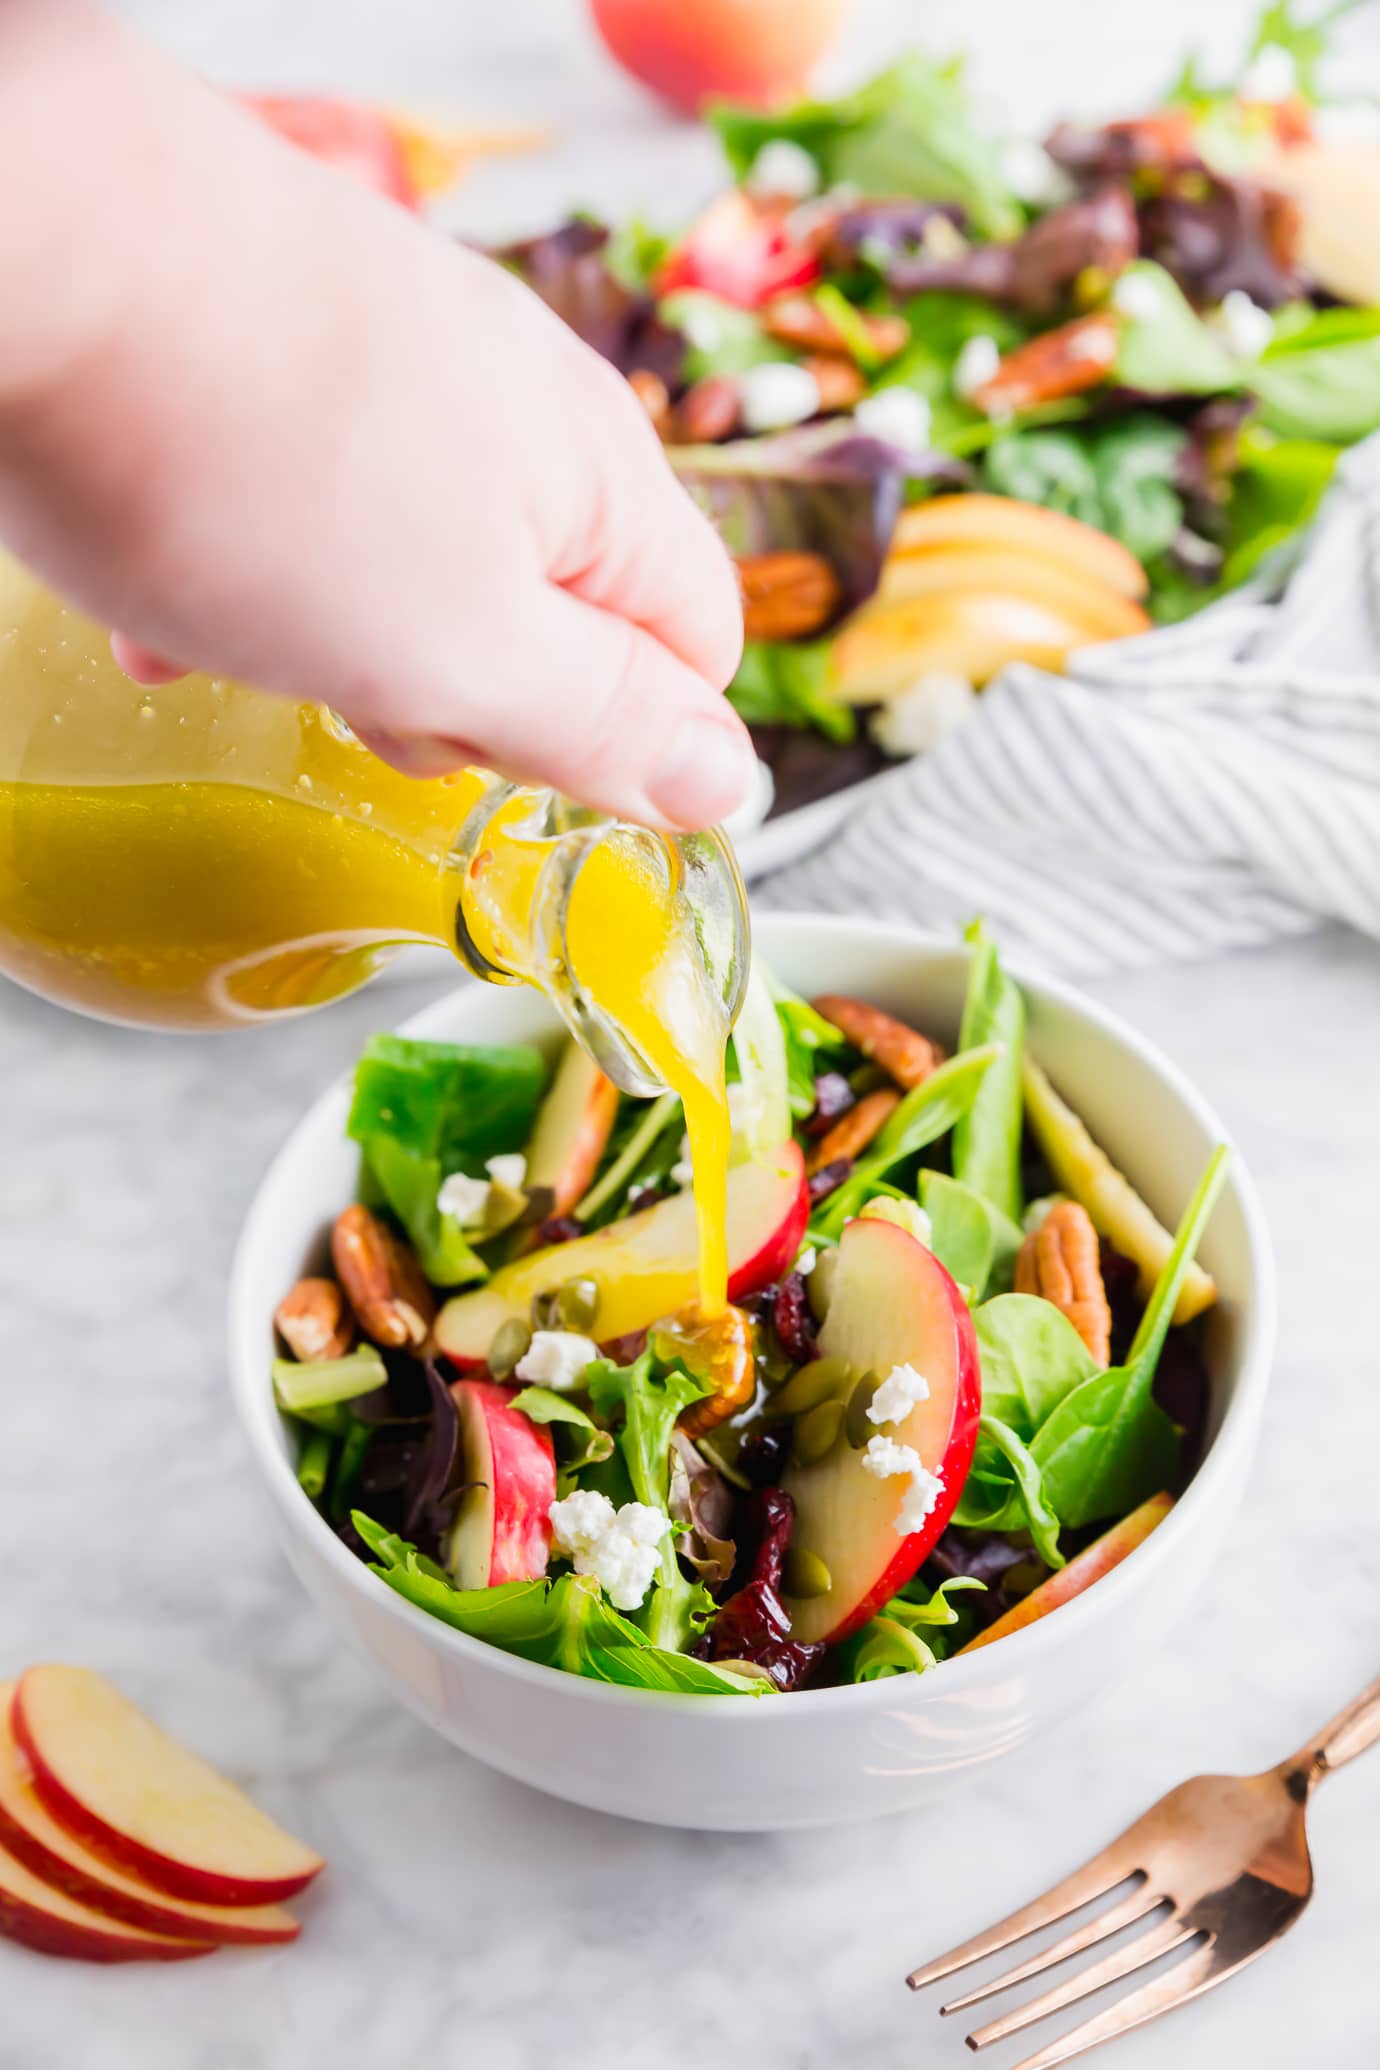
[542,357,745,696]
[451,580,756,831]
[109,632,188,684]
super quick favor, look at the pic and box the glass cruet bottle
[0,556,748,1089]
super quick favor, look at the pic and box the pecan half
[739,550,843,641]
[806,1086,899,1174]
[973,311,1119,415]
[331,1204,435,1351]
[670,373,742,444]
[627,367,672,438]
[676,1305,757,1439]
[801,352,867,413]
[1015,1200,1111,1365]
[812,994,946,1091]
[763,293,910,363]
[275,1277,356,1363]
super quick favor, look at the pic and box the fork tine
[967,1917,1200,2050]
[1002,1940,1229,2070]
[939,1886,1164,2014]
[906,1839,1139,1992]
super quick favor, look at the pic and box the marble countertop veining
[5,1,1380,2063]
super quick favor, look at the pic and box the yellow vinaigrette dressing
[0,562,743,1320]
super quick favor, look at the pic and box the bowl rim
[228,913,1276,1719]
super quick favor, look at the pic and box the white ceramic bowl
[228,915,1275,1831]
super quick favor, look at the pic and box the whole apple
[588,0,849,114]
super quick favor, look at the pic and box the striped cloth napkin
[757,435,1380,976]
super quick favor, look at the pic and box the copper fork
[907,1674,1380,2070]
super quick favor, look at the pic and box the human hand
[0,4,751,830]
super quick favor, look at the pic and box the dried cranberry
[704,1488,826,1692]
[600,1330,649,1366]
[804,1072,856,1137]
[1154,1331,1209,1469]
[738,1425,790,1488]
[773,1272,819,1365]
[537,1214,583,1247]
[807,1156,852,1204]
[627,1184,667,1215]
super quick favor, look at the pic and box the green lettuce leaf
[1030,1147,1230,1527]
[659,290,782,382]
[354,1515,768,1695]
[348,1035,546,1170]
[1113,262,1242,398]
[1221,428,1341,586]
[809,1043,1004,1240]
[845,1576,986,1681]
[587,1351,712,1653]
[1251,309,1380,443]
[919,1169,1023,1302]
[727,641,857,743]
[982,415,1190,565]
[358,1135,487,1288]
[510,1387,615,1476]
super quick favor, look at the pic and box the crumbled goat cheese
[862,1434,946,1536]
[485,1152,528,1191]
[548,1492,667,1611]
[867,1361,932,1427]
[1111,271,1163,321]
[747,138,820,201]
[795,1245,818,1277]
[1217,289,1274,360]
[854,387,933,455]
[1239,43,1297,103]
[738,362,821,433]
[436,1170,491,1225]
[870,673,976,759]
[515,1330,602,1390]
[953,334,1002,400]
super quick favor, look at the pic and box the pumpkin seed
[487,1316,532,1381]
[807,1246,838,1324]
[793,1396,845,1466]
[553,1277,599,1332]
[846,1369,883,1449]
[783,1545,833,1599]
[529,1286,561,1331]
[773,1355,853,1418]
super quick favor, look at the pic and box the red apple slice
[12,1668,324,1907]
[0,1829,212,1963]
[957,1492,1174,1653]
[447,1380,557,1588]
[525,1042,621,1219]
[780,1217,981,1646]
[0,1688,297,1945]
[437,1142,808,1369]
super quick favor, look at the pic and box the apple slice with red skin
[0,1688,297,1946]
[239,95,418,206]
[525,1043,621,1219]
[446,1381,557,1588]
[12,1667,323,1908]
[958,1492,1174,1654]
[437,1142,808,1370]
[780,1217,981,1647]
[0,1829,213,1964]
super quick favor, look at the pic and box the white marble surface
[5,3,1380,2066]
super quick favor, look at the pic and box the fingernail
[645,714,757,829]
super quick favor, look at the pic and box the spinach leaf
[710,55,1023,240]
[982,415,1189,565]
[810,1043,1004,1240]
[1113,263,1243,398]
[952,921,1026,1224]
[1222,429,1341,585]
[354,1515,767,1695]
[587,1351,713,1652]
[348,1035,546,1170]
[1031,1147,1230,1527]
[1251,309,1380,443]
[920,1169,1023,1301]
[887,291,1026,449]
[727,642,856,743]
[845,1576,986,1681]
[358,1135,487,1288]
[973,1293,1101,1430]
[954,1413,1063,1569]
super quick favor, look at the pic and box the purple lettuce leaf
[491,218,686,386]
[884,187,1140,315]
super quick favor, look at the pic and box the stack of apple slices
[832,495,1153,704]
[0,1667,322,1962]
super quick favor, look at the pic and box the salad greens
[275,926,1227,1697]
